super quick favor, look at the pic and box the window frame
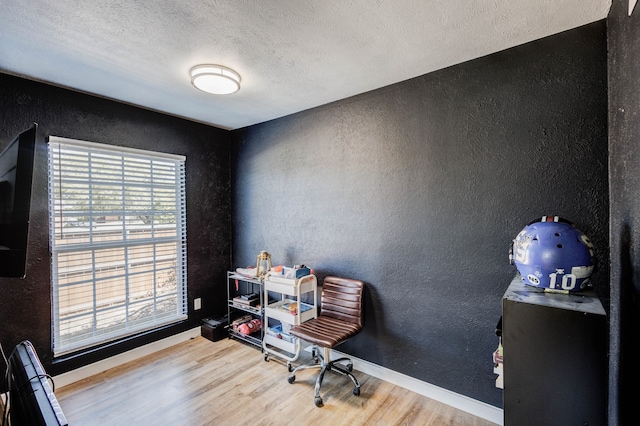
[48,136,187,357]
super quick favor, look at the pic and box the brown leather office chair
[287,276,365,407]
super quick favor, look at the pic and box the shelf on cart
[229,330,262,345]
[229,299,262,311]
[264,300,315,323]
[228,271,262,283]
[264,333,298,353]
[264,274,316,294]
[265,323,297,342]
[265,300,313,314]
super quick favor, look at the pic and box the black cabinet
[502,276,607,426]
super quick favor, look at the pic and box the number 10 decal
[548,273,577,290]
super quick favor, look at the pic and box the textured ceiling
[0,0,611,130]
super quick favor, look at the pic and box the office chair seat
[287,276,364,407]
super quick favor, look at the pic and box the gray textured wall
[607,1,640,423]
[232,21,609,407]
[0,74,232,375]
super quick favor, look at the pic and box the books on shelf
[232,293,259,307]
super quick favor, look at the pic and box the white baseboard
[53,328,503,425]
[53,327,201,389]
[330,348,504,425]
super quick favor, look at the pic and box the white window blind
[48,136,187,356]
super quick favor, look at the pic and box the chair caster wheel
[287,375,295,384]
[353,387,360,396]
[264,354,269,362]
[287,362,293,372]
[314,396,324,407]
[346,363,353,372]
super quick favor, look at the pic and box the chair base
[287,346,361,407]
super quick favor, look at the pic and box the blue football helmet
[510,216,595,292]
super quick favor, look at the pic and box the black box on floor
[201,317,227,342]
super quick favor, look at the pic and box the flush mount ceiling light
[190,64,241,95]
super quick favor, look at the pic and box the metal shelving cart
[227,271,264,349]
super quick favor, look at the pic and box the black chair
[287,276,365,407]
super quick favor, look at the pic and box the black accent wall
[607,1,640,424]
[231,21,609,407]
[0,74,232,376]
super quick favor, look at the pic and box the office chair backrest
[320,276,364,328]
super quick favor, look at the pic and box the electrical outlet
[194,298,201,310]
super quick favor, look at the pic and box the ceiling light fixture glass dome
[190,64,241,95]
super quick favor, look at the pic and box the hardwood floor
[56,337,498,426]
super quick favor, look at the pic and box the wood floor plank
[56,337,498,426]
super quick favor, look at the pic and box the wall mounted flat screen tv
[0,123,37,278]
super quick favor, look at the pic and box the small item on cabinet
[256,251,272,278]
[282,266,311,279]
[235,266,257,279]
[288,302,298,315]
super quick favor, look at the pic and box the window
[48,137,187,356]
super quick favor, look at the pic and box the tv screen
[0,123,37,278]
[8,340,68,425]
